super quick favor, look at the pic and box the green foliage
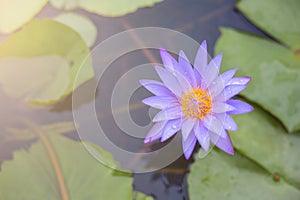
[0,134,134,200]
[237,0,300,50]
[188,150,300,200]
[0,0,47,34]
[215,28,300,132]
[204,1,300,199]
[133,192,154,200]
[231,105,300,189]
[54,13,97,47]
[5,121,75,141]
[0,19,94,105]
[49,0,164,17]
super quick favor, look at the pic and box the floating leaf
[0,0,47,34]
[50,0,164,17]
[230,105,300,189]
[49,0,78,10]
[0,19,94,105]
[237,0,300,50]
[188,150,300,200]
[215,28,300,132]
[54,13,97,47]
[0,55,70,103]
[6,121,75,142]
[0,133,136,199]
[133,191,154,200]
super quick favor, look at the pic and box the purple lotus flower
[140,40,253,159]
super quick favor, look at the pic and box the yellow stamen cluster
[180,88,212,119]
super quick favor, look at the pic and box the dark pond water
[0,0,269,199]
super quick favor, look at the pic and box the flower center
[180,88,212,119]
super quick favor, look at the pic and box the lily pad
[0,0,47,34]
[54,12,97,47]
[215,28,300,132]
[0,133,135,199]
[188,150,300,200]
[0,55,70,103]
[6,121,75,142]
[0,19,94,105]
[50,0,164,17]
[133,191,154,200]
[230,105,300,189]
[237,0,300,50]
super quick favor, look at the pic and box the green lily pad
[0,19,94,105]
[49,0,78,10]
[133,191,154,200]
[54,13,97,47]
[50,0,164,17]
[0,55,70,103]
[0,133,135,199]
[188,150,300,200]
[230,105,300,189]
[0,0,47,34]
[215,28,300,132]
[6,121,75,142]
[237,0,300,50]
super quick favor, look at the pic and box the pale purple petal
[160,48,178,71]
[178,50,197,87]
[144,121,165,143]
[140,41,253,159]
[215,113,238,131]
[216,85,247,101]
[226,76,251,86]
[201,53,222,86]
[181,118,196,140]
[193,68,202,87]
[194,121,210,151]
[209,53,222,72]
[155,66,182,97]
[208,76,226,97]
[174,70,192,93]
[212,102,235,113]
[220,68,237,84]
[139,79,174,97]
[182,131,197,159]
[202,115,227,137]
[142,96,177,109]
[161,118,182,142]
[224,115,238,131]
[153,105,182,122]
[194,40,207,74]
[227,100,254,114]
[210,131,234,155]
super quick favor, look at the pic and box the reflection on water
[0,0,267,199]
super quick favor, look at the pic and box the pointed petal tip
[201,146,210,152]
[248,104,254,112]
[144,137,151,143]
[184,153,190,160]
[215,53,223,61]
[232,68,238,72]
[183,150,192,160]
[159,48,172,60]
[227,148,235,155]
[219,144,234,155]
[201,40,207,48]
[141,98,146,105]
[159,48,167,54]
[139,79,147,86]
[243,76,252,85]
[246,76,252,83]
